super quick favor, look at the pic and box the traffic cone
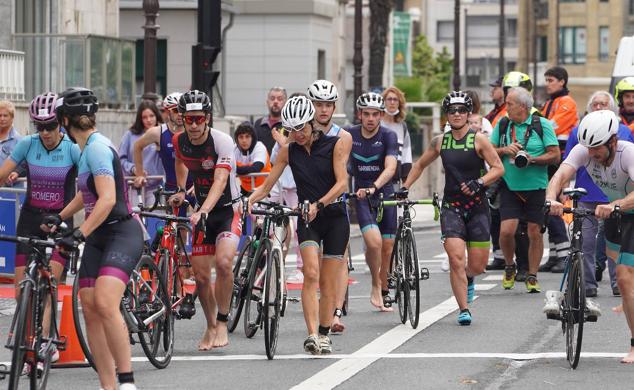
[54,294,89,368]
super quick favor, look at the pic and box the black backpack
[497,113,544,147]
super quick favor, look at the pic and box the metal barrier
[125,175,166,207]
[237,172,269,192]
[0,49,25,101]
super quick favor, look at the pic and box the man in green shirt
[490,87,560,293]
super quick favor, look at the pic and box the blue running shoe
[458,310,472,326]
[467,276,475,304]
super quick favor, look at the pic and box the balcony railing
[11,34,135,108]
[0,50,25,101]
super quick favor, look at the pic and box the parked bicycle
[543,187,614,369]
[0,228,78,390]
[378,191,440,329]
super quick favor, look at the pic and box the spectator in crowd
[468,113,483,134]
[0,100,26,181]
[485,76,506,128]
[542,66,579,151]
[616,77,634,132]
[465,90,493,137]
[119,100,165,206]
[254,87,288,154]
[564,91,634,297]
[490,87,560,293]
[381,86,413,183]
[234,122,271,196]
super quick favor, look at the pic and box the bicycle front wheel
[244,240,269,338]
[404,230,421,329]
[71,271,96,370]
[228,238,252,333]
[264,249,282,360]
[135,255,173,369]
[32,278,58,390]
[393,236,408,324]
[8,280,35,390]
[565,253,585,369]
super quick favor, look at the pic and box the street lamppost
[453,0,460,91]
[353,0,363,111]
[142,0,160,101]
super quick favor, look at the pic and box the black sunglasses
[36,122,59,132]
[447,107,469,115]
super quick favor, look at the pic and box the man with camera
[490,87,560,293]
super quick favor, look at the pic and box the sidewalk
[349,204,440,239]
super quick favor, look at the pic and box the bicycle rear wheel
[8,280,35,390]
[228,238,252,333]
[264,249,282,359]
[135,255,173,369]
[564,254,585,369]
[405,230,421,329]
[71,272,96,370]
[244,240,269,338]
[394,236,408,324]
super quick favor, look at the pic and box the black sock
[318,325,330,336]
[631,338,634,347]
[118,372,134,384]
[467,276,474,284]
[460,309,470,314]
[382,289,389,296]
[216,312,229,322]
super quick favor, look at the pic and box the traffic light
[192,43,221,93]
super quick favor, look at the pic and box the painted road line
[475,283,496,291]
[290,297,459,390]
[483,274,503,281]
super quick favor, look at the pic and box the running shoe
[542,290,563,315]
[502,265,516,290]
[457,310,472,326]
[319,335,332,354]
[466,276,475,304]
[304,334,321,355]
[119,384,138,390]
[525,275,541,293]
[441,258,449,272]
[286,269,304,284]
[585,299,602,318]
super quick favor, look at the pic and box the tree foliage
[402,35,453,103]
[369,0,394,89]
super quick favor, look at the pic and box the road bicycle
[0,229,78,390]
[543,188,616,369]
[378,192,440,329]
[242,200,309,359]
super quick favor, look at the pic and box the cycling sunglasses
[35,122,58,132]
[183,115,207,125]
[446,106,469,115]
[286,122,307,132]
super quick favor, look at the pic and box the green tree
[369,0,395,89]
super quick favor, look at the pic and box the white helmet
[163,92,183,110]
[356,92,385,111]
[307,80,338,102]
[281,96,315,130]
[577,110,618,148]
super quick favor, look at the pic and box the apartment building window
[317,50,326,79]
[559,27,586,64]
[466,16,517,47]
[437,21,454,42]
[599,26,609,61]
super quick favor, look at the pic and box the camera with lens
[512,150,529,168]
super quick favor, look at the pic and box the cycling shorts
[355,194,396,238]
[297,210,349,259]
[604,213,634,267]
[192,207,241,256]
[78,217,145,288]
[440,203,491,247]
[15,207,68,268]
[498,181,545,225]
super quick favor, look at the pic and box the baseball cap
[489,76,503,87]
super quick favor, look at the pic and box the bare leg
[211,238,238,348]
[616,264,634,363]
[380,238,395,291]
[527,223,544,276]
[362,228,390,311]
[499,218,519,266]
[332,249,349,332]
[445,238,468,310]
[190,254,216,350]
[300,244,321,335]
[319,258,340,329]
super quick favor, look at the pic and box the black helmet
[178,89,211,114]
[56,87,99,121]
[442,91,473,113]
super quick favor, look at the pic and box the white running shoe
[319,335,332,354]
[542,290,563,315]
[287,269,304,284]
[586,299,602,318]
[119,383,138,390]
[303,334,320,355]
[441,258,449,272]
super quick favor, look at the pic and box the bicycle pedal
[287,296,301,303]
[56,336,67,351]
[387,279,396,289]
[585,315,598,322]
[546,313,561,321]
[420,268,430,280]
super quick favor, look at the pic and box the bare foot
[331,316,345,334]
[620,348,634,364]
[198,328,216,351]
[212,322,229,348]
[612,304,624,313]
[370,287,393,312]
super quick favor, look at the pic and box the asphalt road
[0,227,632,389]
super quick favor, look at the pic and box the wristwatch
[176,186,186,194]
[477,178,484,187]
[316,201,325,211]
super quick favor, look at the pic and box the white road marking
[475,284,496,291]
[483,275,503,281]
[290,297,459,390]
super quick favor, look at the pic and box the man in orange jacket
[485,76,506,128]
[541,66,579,152]
[615,77,634,132]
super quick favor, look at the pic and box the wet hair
[130,100,162,135]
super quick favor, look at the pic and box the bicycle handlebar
[542,201,621,233]
[377,192,441,222]
[138,211,191,224]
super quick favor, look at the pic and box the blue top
[9,134,80,210]
[348,125,398,189]
[78,132,131,221]
[563,123,634,203]
[1,127,26,177]
[118,128,164,189]
[327,123,342,137]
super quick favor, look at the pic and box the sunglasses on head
[36,122,58,132]
[183,115,207,125]
[447,106,469,115]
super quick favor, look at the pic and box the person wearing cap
[542,66,579,151]
[485,76,506,128]
[615,77,634,132]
